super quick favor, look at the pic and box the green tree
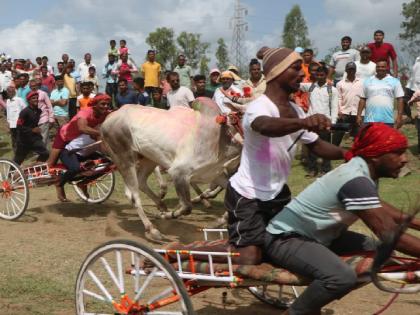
[215,38,229,71]
[176,31,210,71]
[199,55,210,76]
[282,4,312,49]
[146,27,177,70]
[399,0,420,61]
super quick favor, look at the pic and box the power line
[230,0,248,74]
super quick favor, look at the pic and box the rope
[372,284,405,315]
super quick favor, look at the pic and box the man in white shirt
[166,72,195,108]
[333,62,364,146]
[405,56,420,124]
[225,47,345,265]
[0,62,12,92]
[328,36,360,85]
[300,65,339,176]
[354,46,376,82]
[5,86,26,152]
[213,71,245,113]
[77,53,96,81]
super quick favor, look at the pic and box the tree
[215,38,229,71]
[282,5,312,49]
[146,27,177,70]
[399,0,420,61]
[176,31,210,71]
[199,55,210,76]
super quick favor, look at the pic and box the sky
[0,0,410,69]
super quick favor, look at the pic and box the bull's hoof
[145,228,163,242]
[159,186,168,200]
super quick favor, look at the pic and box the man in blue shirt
[16,73,31,106]
[102,53,118,107]
[357,60,404,128]
[265,123,420,315]
[115,78,137,108]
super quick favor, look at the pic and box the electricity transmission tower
[230,0,248,75]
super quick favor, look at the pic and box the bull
[100,98,242,240]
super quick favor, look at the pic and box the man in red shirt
[367,30,398,77]
[40,65,55,94]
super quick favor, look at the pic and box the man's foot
[77,183,89,198]
[55,186,68,202]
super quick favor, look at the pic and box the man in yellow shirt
[141,50,161,95]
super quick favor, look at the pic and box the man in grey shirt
[328,36,360,85]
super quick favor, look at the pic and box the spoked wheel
[75,240,195,315]
[0,159,29,220]
[248,284,299,309]
[73,172,115,204]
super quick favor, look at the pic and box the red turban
[88,93,111,107]
[344,123,408,161]
[26,91,38,101]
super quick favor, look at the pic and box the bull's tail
[371,203,420,294]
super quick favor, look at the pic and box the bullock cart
[75,229,420,314]
[0,153,116,220]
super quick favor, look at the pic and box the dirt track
[1,181,420,315]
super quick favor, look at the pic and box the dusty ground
[0,114,420,314]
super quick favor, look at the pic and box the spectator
[40,65,55,94]
[35,56,42,68]
[368,30,398,76]
[50,75,70,127]
[113,53,137,88]
[103,53,118,103]
[300,65,339,176]
[55,61,64,76]
[141,50,161,95]
[0,62,12,93]
[29,79,54,146]
[41,56,54,75]
[213,71,244,114]
[174,54,193,89]
[193,75,213,98]
[132,77,149,105]
[77,53,96,81]
[350,46,376,82]
[68,59,81,83]
[63,64,78,119]
[328,36,360,85]
[108,39,119,59]
[84,66,99,94]
[77,82,95,111]
[357,59,404,128]
[14,91,49,165]
[244,58,266,100]
[228,64,246,89]
[150,87,168,109]
[115,79,137,108]
[118,39,130,57]
[293,61,319,112]
[406,56,420,123]
[61,54,69,68]
[333,62,364,146]
[16,73,31,106]
[160,70,172,98]
[166,72,195,108]
[205,68,221,98]
[302,48,316,80]
[5,85,25,152]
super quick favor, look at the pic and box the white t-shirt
[167,86,195,108]
[230,95,318,201]
[354,61,376,82]
[330,49,360,80]
[6,96,26,128]
[407,57,420,91]
[213,85,243,114]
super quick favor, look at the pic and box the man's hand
[302,114,332,133]
[395,115,403,129]
[32,127,41,134]
[356,115,363,127]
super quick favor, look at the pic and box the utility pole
[230,0,248,75]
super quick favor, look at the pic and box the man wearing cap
[205,68,221,98]
[225,47,345,265]
[213,71,245,113]
[333,62,364,146]
[353,46,376,82]
[265,123,420,315]
[14,91,49,165]
[328,36,360,86]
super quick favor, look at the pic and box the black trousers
[332,114,360,146]
[307,130,331,173]
[14,138,49,165]
[68,98,77,120]
[59,149,81,186]
[105,83,118,109]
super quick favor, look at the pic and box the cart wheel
[73,172,115,204]
[248,285,299,309]
[75,240,195,315]
[0,159,29,220]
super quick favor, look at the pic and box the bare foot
[55,186,68,202]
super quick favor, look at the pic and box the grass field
[0,112,419,314]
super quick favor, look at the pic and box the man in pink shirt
[48,93,111,201]
[29,79,54,146]
[367,30,398,76]
[40,65,55,94]
[333,62,363,146]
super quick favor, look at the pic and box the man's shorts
[225,183,291,247]
[52,131,67,150]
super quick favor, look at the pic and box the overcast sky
[0,0,409,69]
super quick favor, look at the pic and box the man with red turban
[265,123,420,315]
[47,93,111,201]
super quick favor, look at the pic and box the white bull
[100,98,242,240]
